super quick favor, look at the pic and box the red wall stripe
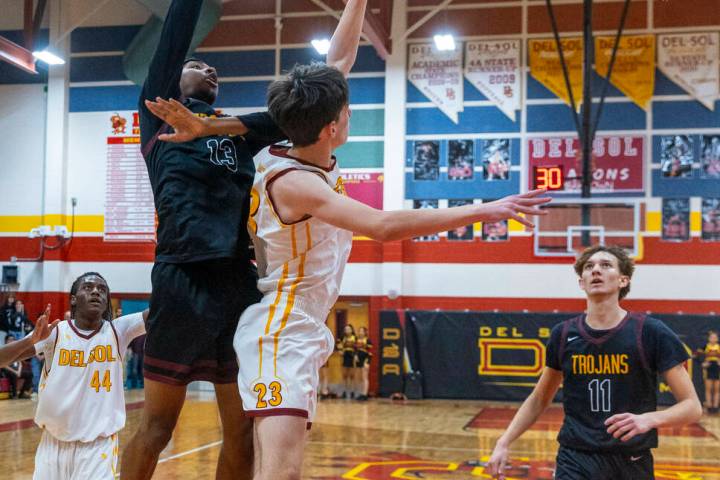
[1,236,718,265]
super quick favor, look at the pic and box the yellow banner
[529,38,583,111]
[595,35,655,110]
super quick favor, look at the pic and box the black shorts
[144,258,261,386]
[555,446,653,480]
[707,363,720,380]
[356,351,370,367]
[342,351,355,368]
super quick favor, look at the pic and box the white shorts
[234,297,334,424]
[34,430,119,480]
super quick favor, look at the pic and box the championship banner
[341,171,383,210]
[408,43,464,123]
[528,135,644,193]
[595,35,655,110]
[658,32,719,111]
[528,37,583,111]
[399,311,718,404]
[464,40,521,122]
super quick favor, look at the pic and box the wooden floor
[1,390,719,479]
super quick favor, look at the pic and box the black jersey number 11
[588,378,611,412]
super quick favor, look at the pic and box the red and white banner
[528,136,644,193]
[657,32,719,111]
[464,40,521,122]
[105,112,156,242]
[408,43,464,123]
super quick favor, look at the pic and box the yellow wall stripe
[646,211,702,233]
[0,215,104,233]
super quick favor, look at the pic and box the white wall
[0,84,46,216]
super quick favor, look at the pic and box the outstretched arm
[327,0,368,77]
[0,305,58,367]
[270,170,550,241]
[486,368,563,479]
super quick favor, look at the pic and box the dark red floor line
[0,400,145,433]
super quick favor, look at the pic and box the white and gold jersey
[34,313,145,442]
[249,145,353,316]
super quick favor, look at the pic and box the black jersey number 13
[207,138,238,173]
[588,378,611,412]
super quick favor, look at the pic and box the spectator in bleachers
[63,310,72,321]
[7,300,32,340]
[1,337,33,399]
[0,295,15,344]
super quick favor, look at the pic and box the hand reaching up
[144,98,207,143]
[31,304,59,344]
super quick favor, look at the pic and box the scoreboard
[528,136,645,194]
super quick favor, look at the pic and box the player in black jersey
[487,245,702,480]
[120,4,281,478]
[121,2,371,479]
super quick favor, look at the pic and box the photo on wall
[482,139,510,180]
[413,141,440,181]
[481,200,509,242]
[661,198,690,242]
[482,220,509,242]
[701,198,720,242]
[448,140,474,180]
[660,135,694,178]
[447,199,474,241]
[700,135,720,179]
[413,200,440,241]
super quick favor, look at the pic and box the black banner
[378,310,405,397]
[377,311,719,404]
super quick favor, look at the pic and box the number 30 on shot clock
[533,166,564,191]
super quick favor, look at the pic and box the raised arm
[0,305,57,367]
[327,0,368,77]
[270,170,550,241]
[486,367,563,479]
[139,0,203,147]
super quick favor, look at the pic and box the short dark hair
[574,245,635,300]
[183,57,204,66]
[267,62,349,147]
[70,272,113,321]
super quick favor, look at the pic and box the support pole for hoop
[545,0,632,248]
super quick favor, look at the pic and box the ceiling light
[433,34,456,51]
[311,38,331,55]
[32,50,65,65]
